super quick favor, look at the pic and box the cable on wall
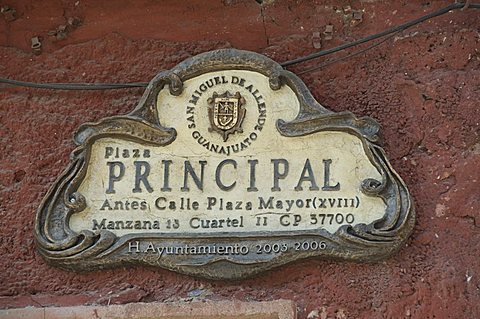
[0,2,478,90]
[0,77,148,90]
[280,2,480,67]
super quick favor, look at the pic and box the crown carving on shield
[207,91,246,142]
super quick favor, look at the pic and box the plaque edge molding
[34,48,415,280]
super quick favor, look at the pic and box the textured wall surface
[1,1,479,318]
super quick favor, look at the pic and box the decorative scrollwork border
[34,49,414,279]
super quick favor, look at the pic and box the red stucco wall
[1,1,479,318]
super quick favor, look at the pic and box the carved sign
[35,49,415,279]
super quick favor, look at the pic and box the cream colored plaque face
[36,49,414,279]
[70,71,386,236]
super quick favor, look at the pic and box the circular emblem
[185,74,267,155]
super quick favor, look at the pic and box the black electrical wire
[0,77,148,90]
[0,2,478,90]
[296,31,400,75]
[280,2,480,67]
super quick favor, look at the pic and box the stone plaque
[35,49,415,279]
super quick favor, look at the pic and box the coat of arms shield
[207,91,246,141]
